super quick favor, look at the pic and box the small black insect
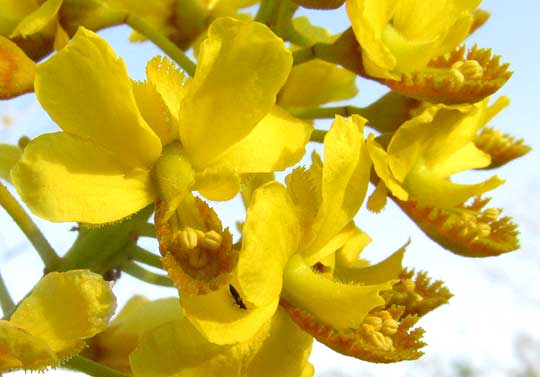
[229,284,247,310]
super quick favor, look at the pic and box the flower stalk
[0,182,60,270]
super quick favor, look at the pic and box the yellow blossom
[367,97,505,209]
[0,270,116,372]
[11,18,311,224]
[346,0,481,79]
[175,116,410,363]
[86,295,312,377]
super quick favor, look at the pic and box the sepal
[395,196,519,257]
[384,45,512,104]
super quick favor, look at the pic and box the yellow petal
[10,0,62,38]
[133,56,184,146]
[0,320,57,372]
[403,162,504,208]
[346,0,397,79]
[130,312,269,377]
[11,132,155,223]
[130,316,242,377]
[366,134,408,200]
[10,270,116,359]
[245,308,313,377]
[87,297,181,373]
[0,35,35,99]
[236,182,300,308]
[181,285,278,345]
[0,144,21,183]
[279,60,357,107]
[179,17,292,169]
[303,115,371,262]
[0,1,36,35]
[53,24,69,50]
[282,254,393,329]
[334,242,407,285]
[194,163,240,201]
[35,27,162,169]
[217,106,312,174]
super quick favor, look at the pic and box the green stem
[310,129,327,143]
[122,261,173,287]
[57,206,154,274]
[0,182,60,270]
[65,355,128,377]
[125,14,196,76]
[292,44,319,65]
[287,105,365,119]
[128,246,163,269]
[255,0,275,23]
[0,271,15,315]
[133,222,156,238]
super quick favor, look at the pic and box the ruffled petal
[0,321,57,372]
[133,56,185,146]
[87,297,181,373]
[181,285,278,345]
[35,27,162,169]
[10,270,116,359]
[216,106,312,174]
[366,135,408,201]
[10,0,62,38]
[236,182,300,307]
[12,132,155,223]
[0,35,35,99]
[334,242,407,285]
[245,308,313,377]
[130,316,248,377]
[304,115,372,261]
[279,60,357,107]
[179,17,292,169]
[282,255,393,329]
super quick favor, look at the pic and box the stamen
[480,208,500,222]
[200,230,223,250]
[177,227,199,249]
[451,60,484,80]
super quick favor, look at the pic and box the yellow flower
[0,0,70,60]
[86,295,313,377]
[12,18,311,224]
[367,97,505,209]
[175,116,407,360]
[346,0,481,79]
[0,270,116,372]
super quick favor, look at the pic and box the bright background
[1,1,539,376]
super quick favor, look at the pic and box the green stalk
[122,261,173,287]
[128,245,163,269]
[65,356,129,377]
[124,14,196,76]
[0,271,15,315]
[0,182,60,270]
[287,105,365,119]
[310,129,327,143]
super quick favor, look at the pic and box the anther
[200,230,223,250]
[363,316,383,330]
[381,318,399,336]
[178,227,199,249]
[481,208,500,222]
[451,60,484,80]
[402,279,416,293]
[475,222,491,238]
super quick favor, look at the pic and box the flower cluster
[0,1,529,376]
